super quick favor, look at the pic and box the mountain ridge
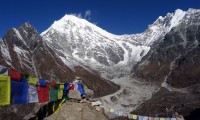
[41,8,195,80]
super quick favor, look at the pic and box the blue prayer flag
[138,116,144,120]
[11,79,28,104]
[77,83,86,95]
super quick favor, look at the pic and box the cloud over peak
[72,10,91,20]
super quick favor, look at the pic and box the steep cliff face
[133,9,200,116]
[133,8,200,88]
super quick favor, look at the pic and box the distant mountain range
[0,8,200,119]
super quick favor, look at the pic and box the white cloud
[71,10,91,20]
[72,13,82,18]
[77,13,82,18]
[84,10,91,20]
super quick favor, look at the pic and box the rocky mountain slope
[0,23,119,97]
[132,8,200,117]
[0,8,200,119]
[0,23,119,120]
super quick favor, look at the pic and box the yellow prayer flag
[110,108,114,113]
[58,89,63,99]
[59,84,64,90]
[160,118,165,120]
[28,76,38,86]
[133,114,138,119]
[154,118,159,120]
[54,98,65,114]
[52,102,56,112]
[83,84,88,89]
[128,114,133,119]
[0,75,10,106]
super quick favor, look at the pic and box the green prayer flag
[50,84,58,102]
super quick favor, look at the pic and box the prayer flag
[110,108,114,113]
[139,116,144,120]
[128,114,133,119]
[39,79,46,87]
[143,116,148,120]
[149,117,154,120]
[0,75,10,106]
[11,79,28,104]
[9,69,21,81]
[28,85,38,103]
[28,76,38,86]
[171,118,176,120]
[58,84,63,99]
[0,65,9,76]
[154,117,160,120]
[133,114,138,119]
[38,83,49,103]
[50,84,58,102]
[160,118,166,120]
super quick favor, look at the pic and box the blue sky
[0,0,200,37]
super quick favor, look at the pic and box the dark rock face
[74,66,120,98]
[185,108,200,120]
[133,10,200,117]
[0,104,35,120]
[18,23,41,51]
[106,47,122,64]
[134,22,200,87]
[133,88,200,117]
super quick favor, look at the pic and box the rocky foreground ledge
[44,101,107,120]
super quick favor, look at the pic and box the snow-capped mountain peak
[168,9,186,30]
[41,13,153,78]
[41,8,198,79]
[134,9,186,45]
[41,14,118,40]
[155,9,186,30]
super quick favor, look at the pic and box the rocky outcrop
[44,102,108,120]
[0,104,35,120]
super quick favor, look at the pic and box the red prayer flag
[51,81,57,88]
[38,83,49,103]
[9,69,21,81]
[69,83,75,90]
